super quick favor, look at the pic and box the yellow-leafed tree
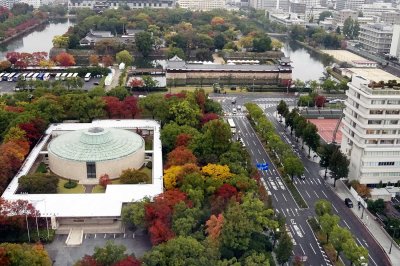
[201,164,232,180]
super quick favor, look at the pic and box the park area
[307,119,343,144]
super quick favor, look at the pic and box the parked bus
[227,118,236,134]
[21,73,28,80]
[84,73,91,82]
[72,73,79,78]
[0,73,5,79]
[26,72,34,80]
[43,73,51,81]
[7,73,16,81]
[2,73,10,81]
[66,73,73,79]
[37,73,45,80]
[13,73,22,81]
[55,73,62,80]
[61,73,68,80]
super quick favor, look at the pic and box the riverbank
[294,40,337,64]
[0,20,47,46]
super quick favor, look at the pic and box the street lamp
[389,225,398,254]
[273,228,280,248]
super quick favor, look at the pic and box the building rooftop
[48,127,144,162]
[2,120,163,218]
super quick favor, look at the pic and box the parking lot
[45,229,151,266]
[0,76,101,94]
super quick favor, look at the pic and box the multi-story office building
[0,0,20,8]
[380,11,400,25]
[341,76,400,185]
[334,9,357,26]
[336,0,365,11]
[178,0,225,10]
[289,0,306,15]
[359,23,393,54]
[360,2,397,18]
[390,24,400,58]
[68,0,175,9]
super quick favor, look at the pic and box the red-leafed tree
[145,189,190,245]
[102,55,114,67]
[99,174,111,188]
[123,96,140,118]
[200,113,219,125]
[113,256,141,266]
[315,95,326,108]
[4,106,24,113]
[164,93,186,99]
[175,133,192,148]
[54,52,76,66]
[129,78,144,88]
[18,118,46,146]
[194,89,206,112]
[0,246,9,266]
[165,146,197,168]
[215,184,238,200]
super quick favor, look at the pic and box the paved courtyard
[46,229,151,266]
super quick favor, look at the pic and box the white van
[232,108,237,115]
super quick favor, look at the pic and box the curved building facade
[48,127,145,182]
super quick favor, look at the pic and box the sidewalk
[324,174,400,265]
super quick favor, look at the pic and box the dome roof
[48,127,144,162]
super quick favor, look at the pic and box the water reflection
[0,19,74,59]
[282,41,328,82]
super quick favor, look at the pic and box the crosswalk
[293,177,323,186]
[252,97,295,103]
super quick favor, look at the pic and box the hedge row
[245,103,308,208]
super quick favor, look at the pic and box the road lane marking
[368,255,378,266]
[305,167,310,174]
[273,194,278,202]
[290,209,295,216]
[258,149,261,155]
[253,140,256,146]
[343,220,351,229]
[299,244,305,254]
[309,243,317,254]
[305,190,311,198]
[332,204,338,213]
[313,191,319,198]
[298,224,305,235]
[322,191,328,198]
[282,194,287,202]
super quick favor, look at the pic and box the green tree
[61,94,105,122]
[329,149,349,187]
[142,236,209,265]
[367,199,385,215]
[0,243,51,266]
[285,108,299,135]
[142,75,158,89]
[167,46,186,60]
[242,252,270,265]
[293,115,307,144]
[52,35,69,48]
[116,50,133,66]
[283,156,304,182]
[343,239,368,266]
[214,34,226,50]
[253,34,272,52]
[303,122,320,156]
[121,200,148,228]
[275,232,293,265]
[319,214,340,243]
[169,100,201,127]
[337,80,349,93]
[92,241,127,266]
[107,86,129,100]
[18,174,58,194]
[160,122,200,153]
[331,225,353,260]
[321,79,336,93]
[135,31,154,57]
[277,100,289,117]
[343,17,359,39]
[315,199,332,217]
[318,143,337,179]
[139,94,165,119]
[119,168,150,184]
[319,11,333,22]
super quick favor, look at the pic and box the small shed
[370,188,392,202]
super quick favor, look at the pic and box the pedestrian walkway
[325,175,400,265]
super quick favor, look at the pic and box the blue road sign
[256,163,269,171]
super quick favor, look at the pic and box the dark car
[93,82,100,85]
[345,198,353,208]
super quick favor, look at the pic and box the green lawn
[58,179,85,194]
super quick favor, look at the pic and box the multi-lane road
[212,94,391,266]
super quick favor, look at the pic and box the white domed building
[48,127,145,182]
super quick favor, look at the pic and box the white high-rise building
[178,0,225,10]
[341,76,400,185]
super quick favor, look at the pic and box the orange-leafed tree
[54,52,76,66]
[89,54,99,66]
[175,133,192,148]
[211,16,225,26]
[102,55,114,67]
[205,214,224,242]
[165,146,197,168]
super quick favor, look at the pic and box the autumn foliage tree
[201,164,232,180]
[54,52,76,66]
[205,214,224,243]
[129,78,144,88]
[211,16,225,26]
[163,163,199,190]
[145,189,191,245]
[175,133,192,148]
[103,96,140,119]
[200,113,219,125]
[18,118,46,147]
[165,146,197,168]
[99,174,111,187]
